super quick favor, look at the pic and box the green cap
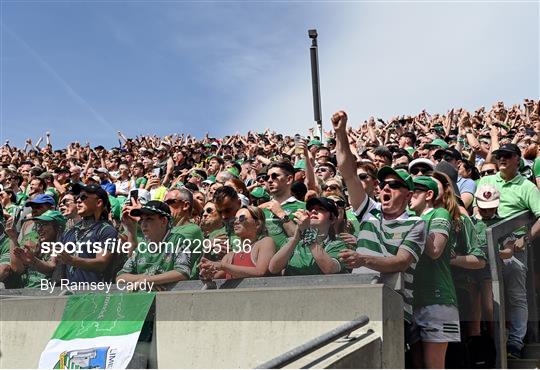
[377,167,414,191]
[207,175,217,182]
[307,139,323,147]
[227,167,240,178]
[412,176,439,199]
[424,138,449,150]
[250,187,270,201]
[294,159,306,170]
[28,210,67,226]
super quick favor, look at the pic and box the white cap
[409,158,435,171]
[475,184,500,209]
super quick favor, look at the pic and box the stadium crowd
[0,99,539,368]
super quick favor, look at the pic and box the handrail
[486,210,535,369]
[255,315,370,369]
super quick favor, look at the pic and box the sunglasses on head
[335,200,346,208]
[410,166,432,176]
[379,180,407,190]
[481,169,496,176]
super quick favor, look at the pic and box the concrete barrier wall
[1,282,403,368]
[0,296,67,368]
[155,284,403,368]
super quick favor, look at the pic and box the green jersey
[477,172,540,236]
[450,215,486,288]
[0,235,9,265]
[353,196,426,322]
[533,158,540,179]
[20,247,52,288]
[118,231,191,280]
[263,197,305,250]
[171,222,204,279]
[413,208,457,308]
[284,238,347,276]
[135,176,148,188]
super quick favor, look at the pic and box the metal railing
[486,210,537,368]
[255,316,370,369]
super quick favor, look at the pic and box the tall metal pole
[308,29,322,139]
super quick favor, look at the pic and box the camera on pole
[308,29,322,140]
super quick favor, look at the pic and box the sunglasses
[164,199,183,206]
[76,194,97,202]
[233,214,255,223]
[322,184,340,191]
[203,207,215,215]
[60,199,74,206]
[358,173,372,181]
[315,167,329,172]
[481,169,496,176]
[257,175,268,182]
[379,180,407,190]
[494,152,515,160]
[410,167,432,176]
[335,200,346,208]
[267,173,280,181]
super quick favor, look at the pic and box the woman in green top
[6,210,66,288]
[268,197,347,276]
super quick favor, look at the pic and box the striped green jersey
[353,196,426,323]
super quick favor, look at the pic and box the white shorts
[410,304,461,344]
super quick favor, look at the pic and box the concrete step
[508,358,540,368]
[524,343,540,359]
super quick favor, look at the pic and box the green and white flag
[39,292,155,369]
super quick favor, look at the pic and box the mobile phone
[152,167,162,177]
[129,189,138,204]
[294,134,303,155]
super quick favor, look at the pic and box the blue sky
[1,1,538,148]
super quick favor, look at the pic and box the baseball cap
[38,172,54,180]
[130,200,172,220]
[25,194,56,207]
[250,187,270,202]
[27,210,67,226]
[227,167,240,178]
[95,167,109,174]
[306,197,339,217]
[409,158,435,171]
[377,167,414,191]
[492,143,521,158]
[71,183,111,211]
[412,176,439,199]
[424,138,449,150]
[294,159,306,171]
[307,139,323,148]
[475,184,500,209]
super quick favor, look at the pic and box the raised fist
[331,111,348,132]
